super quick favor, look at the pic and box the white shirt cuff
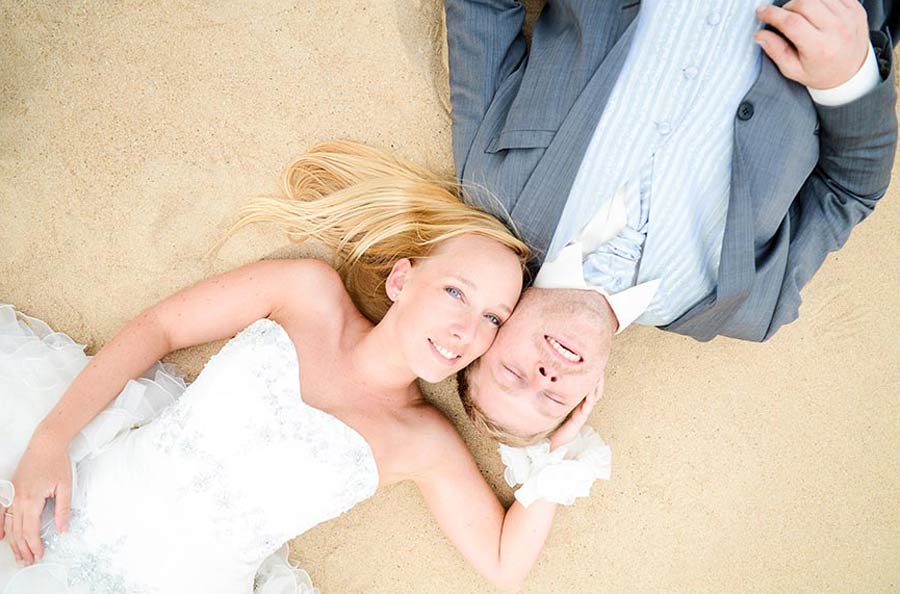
[807,42,880,107]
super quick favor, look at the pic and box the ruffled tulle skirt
[0,305,316,594]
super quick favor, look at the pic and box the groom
[447,0,898,438]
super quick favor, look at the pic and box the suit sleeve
[444,0,528,175]
[764,29,898,339]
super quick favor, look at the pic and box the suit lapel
[508,3,640,262]
[661,53,817,339]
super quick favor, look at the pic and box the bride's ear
[385,258,413,302]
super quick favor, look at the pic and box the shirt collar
[534,242,661,334]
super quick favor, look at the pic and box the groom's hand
[754,0,870,90]
[549,376,604,451]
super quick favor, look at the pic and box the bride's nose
[449,313,477,344]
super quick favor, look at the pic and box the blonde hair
[219,141,530,323]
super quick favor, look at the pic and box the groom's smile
[464,287,617,437]
[544,334,583,364]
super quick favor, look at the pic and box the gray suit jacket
[446,0,898,342]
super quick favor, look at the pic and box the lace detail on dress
[36,510,148,594]
[1,311,378,594]
[237,319,379,518]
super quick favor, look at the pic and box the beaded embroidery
[19,318,378,593]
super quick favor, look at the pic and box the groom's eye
[503,365,521,381]
[542,391,565,406]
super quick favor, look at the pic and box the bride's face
[385,234,523,384]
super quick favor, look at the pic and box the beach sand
[1,2,897,593]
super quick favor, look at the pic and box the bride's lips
[428,338,461,365]
[544,334,583,364]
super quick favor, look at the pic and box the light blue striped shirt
[545,1,880,327]
[547,0,767,326]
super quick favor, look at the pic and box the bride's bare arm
[4,259,335,564]
[34,259,328,443]
[411,415,557,592]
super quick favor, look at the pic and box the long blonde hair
[220,140,530,323]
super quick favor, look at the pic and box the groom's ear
[385,258,413,302]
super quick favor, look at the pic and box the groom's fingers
[754,29,805,82]
[549,378,605,450]
[549,403,585,450]
[757,5,817,53]
[578,375,604,418]
[784,0,835,30]
[759,0,869,89]
[589,373,605,404]
[569,398,589,425]
[816,0,850,16]
[573,377,603,422]
[813,0,844,16]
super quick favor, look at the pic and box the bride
[0,142,604,593]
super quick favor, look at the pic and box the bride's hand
[549,375,604,451]
[6,428,72,565]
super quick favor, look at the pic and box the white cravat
[544,1,881,328]
[534,189,661,334]
[536,37,880,332]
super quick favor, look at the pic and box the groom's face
[467,287,615,437]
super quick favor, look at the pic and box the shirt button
[706,12,721,26]
[737,101,754,121]
[683,65,699,80]
[656,120,672,135]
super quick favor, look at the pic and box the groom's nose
[535,364,559,385]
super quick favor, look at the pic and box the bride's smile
[375,233,522,384]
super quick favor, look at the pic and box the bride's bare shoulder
[269,258,356,320]
[389,401,475,477]
[279,258,345,290]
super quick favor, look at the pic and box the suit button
[737,101,754,121]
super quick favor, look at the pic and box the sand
[1,2,897,593]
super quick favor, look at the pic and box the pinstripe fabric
[446,0,897,341]
[549,0,768,325]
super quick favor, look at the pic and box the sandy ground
[1,2,898,593]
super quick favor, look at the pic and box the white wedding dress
[0,304,379,594]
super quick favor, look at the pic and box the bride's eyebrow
[447,274,476,289]
[448,275,513,315]
[494,300,513,315]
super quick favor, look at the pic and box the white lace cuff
[498,426,611,508]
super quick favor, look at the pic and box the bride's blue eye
[484,313,501,326]
[445,287,463,300]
